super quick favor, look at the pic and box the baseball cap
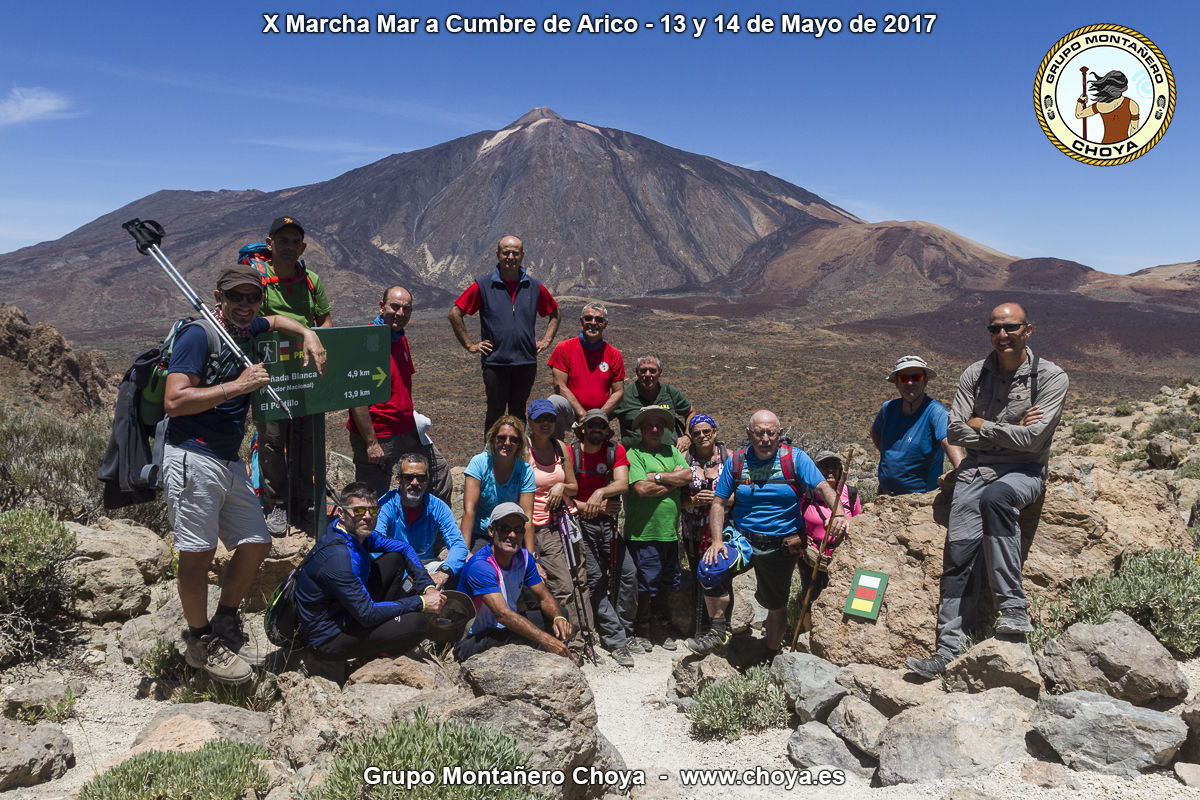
[216,264,264,293]
[488,502,529,526]
[886,355,937,382]
[528,398,557,420]
[268,216,304,237]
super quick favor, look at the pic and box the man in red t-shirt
[547,302,625,432]
[447,235,561,434]
[568,409,637,665]
[348,286,450,505]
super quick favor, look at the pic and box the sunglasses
[492,522,524,536]
[897,373,925,384]
[581,315,606,323]
[495,435,521,444]
[749,429,779,439]
[691,427,715,436]
[532,414,556,423]
[400,473,428,483]
[223,290,263,304]
[987,323,1026,334]
[344,505,379,517]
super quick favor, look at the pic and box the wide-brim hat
[886,355,937,383]
[412,411,433,446]
[423,590,475,643]
[632,405,673,430]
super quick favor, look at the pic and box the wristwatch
[654,472,662,484]
[436,564,453,576]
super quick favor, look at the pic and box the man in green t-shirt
[625,405,691,652]
[613,354,694,451]
[257,216,333,535]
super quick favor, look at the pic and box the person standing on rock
[907,302,1068,679]
[696,410,847,662]
[347,285,452,506]
[448,235,561,435]
[163,263,326,684]
[871,355,963,495]
[255,216,333,535]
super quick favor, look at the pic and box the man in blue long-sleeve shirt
[373,452,468,589]
[295,482,446,661]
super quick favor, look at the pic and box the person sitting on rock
[295,482,446,662]
[454,503,574,662]
[373,452,468,590]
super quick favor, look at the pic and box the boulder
[670,654,738,698]
[944,638,1043,698]
[785,722,876,780]
[0,718,74,790]
[1177,762,1200,787]
[835,663,946,718]
[3,679,84,720]
[1181,700,1200,762]
[1036,612,1188,704]
[1020,760,1075,789]
[73,557,149,621]
[66,518,171,582]
[811,456,1192,668]
[1032,690,1188,776]
[876,687,1034,785]
[1147,434,1190,469]
[826,695,888,759]
[770,653,845,723]
[134,702,271,748]
[214,533,310,612]
[119,585,221,663]
[347,653,455,689]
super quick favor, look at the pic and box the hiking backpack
[569,440,618,481]
[238,243,318,305]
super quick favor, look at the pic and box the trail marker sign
[844,569,889,620]
[252,326,390,422]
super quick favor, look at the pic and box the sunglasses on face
[495,435,520,444]
[987,323,1026,335]
[691,427,715,436]
[581,315,606,323]
[345,505,379,517]
[492,522,524,536]
[401,473,428,483]
[532,415,556,423]
[897,373,925,384]
[223,290,263,304]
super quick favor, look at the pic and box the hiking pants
[481,363,538,435]
[259,416,315,511]
[534,523,594,650]
[312,552,427,661]
[578,515,637,649]
[935,464,1044,659]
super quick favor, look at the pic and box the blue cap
[528,398,557,420]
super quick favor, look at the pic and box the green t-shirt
[260,261,331,326]
[613,382,691,450]
[625,444,688,542]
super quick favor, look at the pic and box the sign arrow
[372,366,387,387]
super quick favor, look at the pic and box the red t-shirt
[454,281,558,316]
[347,333,415,438]
[569,442,630,503]
[547,336,625,412]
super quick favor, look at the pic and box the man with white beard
[373,452,468,589]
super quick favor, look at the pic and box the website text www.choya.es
[361,764,847,791]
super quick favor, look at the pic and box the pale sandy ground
[4,638,1198,799]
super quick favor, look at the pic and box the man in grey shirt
[907,302,1068,679]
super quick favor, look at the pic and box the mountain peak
[506,107,563,128]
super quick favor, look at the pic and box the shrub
[1071,422,1104,445]
[1143,411,1200,439]
[78,739,269,800]
[1058,549,1200,657]
[0,508,77,662]
[1113,448,1145,465]
[304,707,537,800]
[1190,527,1200,548]
[1180,461,1200,480]
[687,666,790,741]
[136,636,186,680]
[0,405,168,532]
[1113,401,1135,417]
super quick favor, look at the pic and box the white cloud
[0,86,74,127]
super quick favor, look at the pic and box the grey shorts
[164,444,272,553]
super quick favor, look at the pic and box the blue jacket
[295,520,433,647]
[476,267,543,367]
[373,490,468,575]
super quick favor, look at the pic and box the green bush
[0,508,77,662]
[1071,422,1104,445]
[1113,401,1135,417]
[1180,461,1200,480]
[1037,549,1200,657]
[78,739,269,800]
[0,405,168,532]
[687,666,790,741]
[3,687,75,724]
[1113,448,1145,465]
[136,636,186,680]
[304,707,537,800]
[1143,411,1200,439]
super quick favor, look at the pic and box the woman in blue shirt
[459,415,536,553]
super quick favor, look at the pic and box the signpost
[251,326,391,534]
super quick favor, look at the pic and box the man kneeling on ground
[295,482,446,661]
[454,503,574,662]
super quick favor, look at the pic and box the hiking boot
[995,608,1034,635]
[627,636,652,654]
[905,654,951,680]
[211,613,266,666]
[685,627,731,656]
[185,633,252,685]
[610,646,634,668]
[265,505,288,536]
[652,620,679,651]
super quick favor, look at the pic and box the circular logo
[1034,24,1175,166]
[599,362,610,373]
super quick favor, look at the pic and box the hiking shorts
[164,444,271,552]
[751,540,798,611]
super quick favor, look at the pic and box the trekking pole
[557,511,599,665]
[693,522,708,636]
[792,448,852,648]
[122,218,292,418]
[1080,66,1089,140]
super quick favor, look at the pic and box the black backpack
[264,538,339,650]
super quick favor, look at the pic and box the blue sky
[1,1,1193,273]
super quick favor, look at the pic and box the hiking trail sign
[252,326,389,422]
[844,569,889,620]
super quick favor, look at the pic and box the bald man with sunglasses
[907,302,1068,680]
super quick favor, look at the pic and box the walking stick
[1080,66,1089,140]
[693,521,709,636]
[122,218,293,418]
[792,448,853,649]
[557,510,600,665]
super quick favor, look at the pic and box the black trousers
[481,363,538,434]
[313,551,428,661]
